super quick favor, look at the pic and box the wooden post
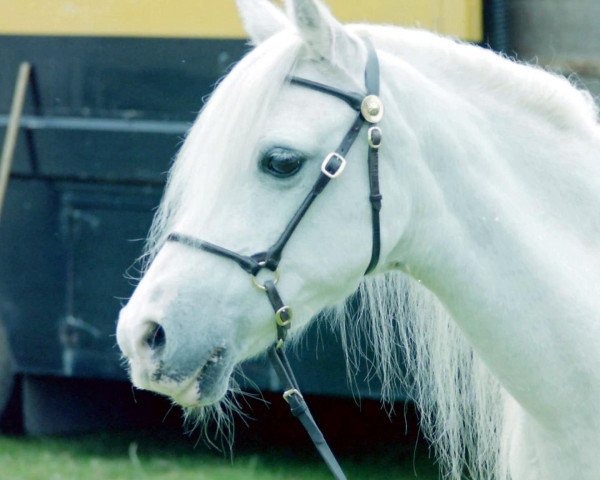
[0,62,31,221]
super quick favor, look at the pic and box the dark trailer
[0,1,488,434]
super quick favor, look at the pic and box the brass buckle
[321,152,346,179]
[275,306,292,327]
[251,262,280,291]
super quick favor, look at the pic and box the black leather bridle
[166,39,383,480]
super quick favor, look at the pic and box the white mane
[358,25,598,130]
[144,23,600,480]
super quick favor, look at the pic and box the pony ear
[285,0,365,72]
[236,0,291,45]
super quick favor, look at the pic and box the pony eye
[261,148,305,178]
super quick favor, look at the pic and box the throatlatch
[167,38,383,480]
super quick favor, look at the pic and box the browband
[287,77,363,111]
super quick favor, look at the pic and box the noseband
[167,40,383,480]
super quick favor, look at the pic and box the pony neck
[381,37,600,432]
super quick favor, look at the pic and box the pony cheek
[278,263,359,321]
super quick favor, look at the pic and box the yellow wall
[0,0,482,41]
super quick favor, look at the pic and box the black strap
[364,127,382,275]
[264,280,291,343]
[288,77,363,111]
[268,345,347,480]
[265,280,346,479]
[168,42,382,277]
[166,233,262,275]
[167,110,364,274]
[290,40,382,276]
[363,39,382,274]
[259,112,365,269]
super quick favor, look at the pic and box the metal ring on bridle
[251,262,280,290]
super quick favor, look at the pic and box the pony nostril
[144,322,166,352]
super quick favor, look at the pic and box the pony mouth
[128,343,231,407]
[163,345,230,407]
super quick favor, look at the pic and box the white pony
[116,1,600,478]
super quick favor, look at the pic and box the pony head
[116,0,406,408]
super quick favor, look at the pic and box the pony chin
[163,368,232,409]
[141,368,232,409]
[125,345,235,409]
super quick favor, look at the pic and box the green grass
[0,430,440,480]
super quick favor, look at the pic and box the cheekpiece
[360,94,384,123]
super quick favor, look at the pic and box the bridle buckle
[367,126,382,149]
[275,305,292,327]
[321,152,346,179]
[283,388,303,403]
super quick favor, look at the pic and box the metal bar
[10,171,164,189]
[0,62,31,220]
[0,115,190,135]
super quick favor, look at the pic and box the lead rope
[261,279,348,480]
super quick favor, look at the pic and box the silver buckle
[283,388,303,403]
[321,152,346,179]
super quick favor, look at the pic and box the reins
[167,39,384,480]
